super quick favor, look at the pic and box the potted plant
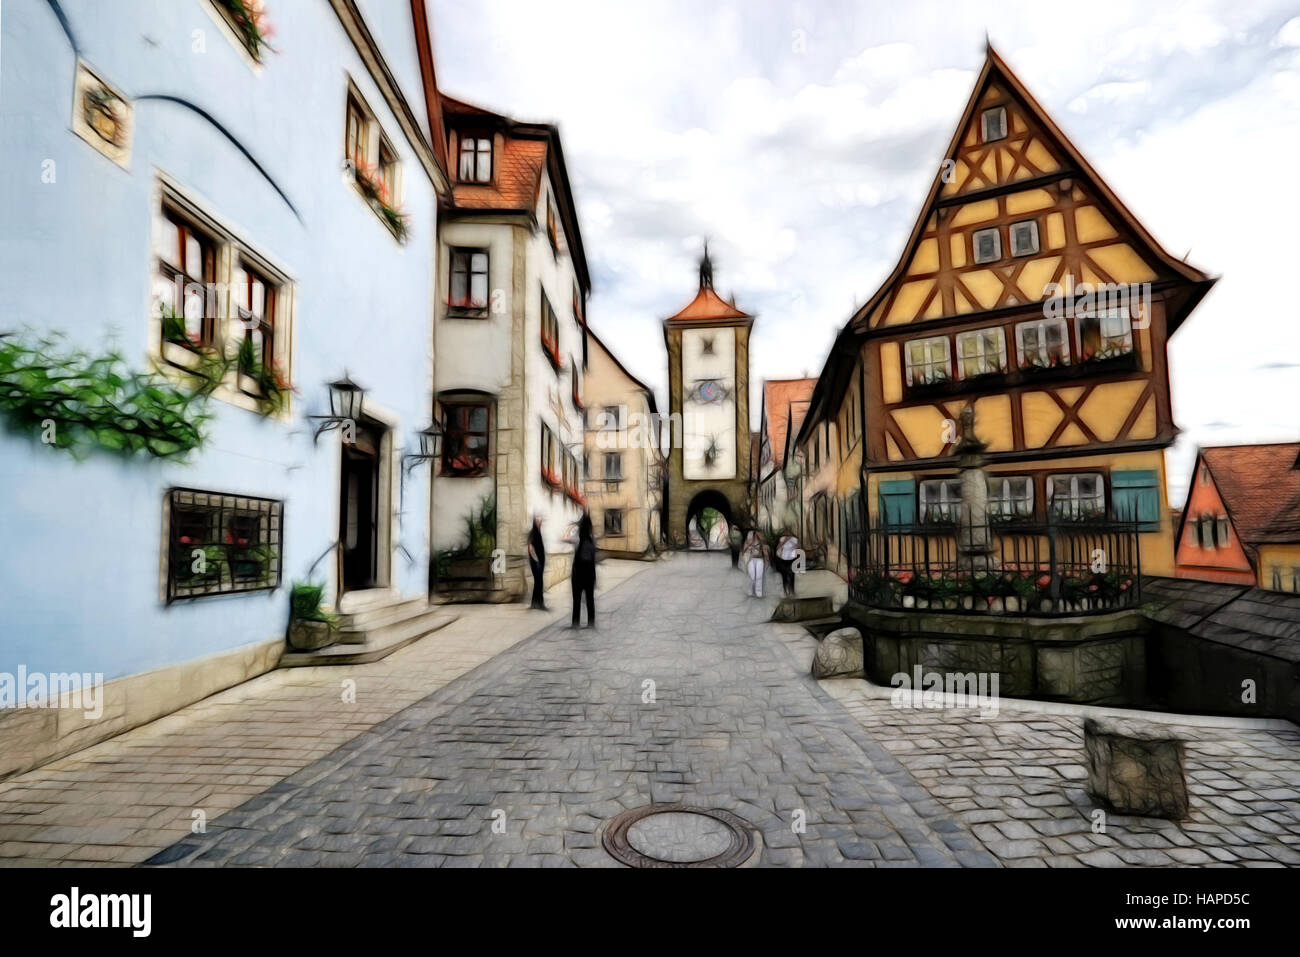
[286,581,338,651]
[445,497,497,582]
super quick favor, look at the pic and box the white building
[433,94,590,599]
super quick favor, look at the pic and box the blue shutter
[878,479,916,527]
[1111,470,1160,528]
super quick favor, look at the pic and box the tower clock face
[681,327,736,479]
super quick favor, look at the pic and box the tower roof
[666,247,752,322]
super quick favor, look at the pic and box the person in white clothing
[741,530,767,598]
[776,531,799,597]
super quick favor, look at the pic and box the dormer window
[458,134,492,183]
[981,107,1007,142]
[973,227,1001,264]
[1010,220,1039,257]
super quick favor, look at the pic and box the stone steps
[281,600,458,667]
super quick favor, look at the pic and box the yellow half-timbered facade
[854,48,1214,577]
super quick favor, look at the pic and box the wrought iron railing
[849,520,1142,616]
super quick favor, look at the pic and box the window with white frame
[458,134,492,183]
[1077,307,1134,361]
[1010,220,1039,257]
[988,476,1034,521]
[973,227,1001,264]
[905,336,951,386]
[955,327,1006,379]
[981,107,1007,142]
[1048,473,1105,521]
[920,478,963,524]
[1015,317,1070,369]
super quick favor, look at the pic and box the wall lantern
[403,420,444,472]
[311,374,365,443]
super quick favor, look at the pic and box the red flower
[1036,574,1051,589]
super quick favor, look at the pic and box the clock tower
[662,247,754,546]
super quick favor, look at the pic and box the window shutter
[1111,470,1160,528]
[878,479,916,527]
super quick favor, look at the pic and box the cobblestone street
[6,553,1300,868]
[147,554,993,867]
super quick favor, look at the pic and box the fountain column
[955,406,998,574]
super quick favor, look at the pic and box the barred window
[604,509,624,536]
[167,488,282,601]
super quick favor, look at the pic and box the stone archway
[686,489,736,551]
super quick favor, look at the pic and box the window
[457,134,492,183]
[1010,220,1039,257]
[604,452,624,481]
[1217,516,1231,546]
[546,198,559,252]
[449,248,489,312]
[604,509,624,536]
[571,363,583,411]
[563,449,577,496]
[441,401,490,477]
[981,107,1007,142]
[376,138,398,203]
[973,227,1001,264]
[155,207,217,350]
[540,423,558,486]
[344,87,403,234]
[920,479,963,524]
[955,327,1006,379]
[167,488,282,601]
[233,259,279,395]
[540,290,560,365]
[600,405,621,431]
[988,476,1033,521]
[346,96,366,168]
[904,336,951,386]
[1077,307,1134,361]
[1048,473,1105,521]
[1015,318,1070,370]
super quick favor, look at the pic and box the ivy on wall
[0,332,220,460]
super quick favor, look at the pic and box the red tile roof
[763,378,817,469]
[442,95,546,211]
[666,285,751,322]
[1201,443,1300,546]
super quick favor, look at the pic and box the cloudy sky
[429,0,1300,501]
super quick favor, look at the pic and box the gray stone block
[1083,717,1189,820]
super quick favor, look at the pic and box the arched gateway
[662,248,754,547]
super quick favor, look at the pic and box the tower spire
[699,242,714,291]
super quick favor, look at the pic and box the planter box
[445,557,492,583]
[287,618,336,652]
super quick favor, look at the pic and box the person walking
[570,512,597,628]
[727,523,743,568]
[777,530,800,597]
[742,530,768,598]
[527,516,546,610]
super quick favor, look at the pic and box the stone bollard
[812,628,865,680]
[1083,717,1189,819]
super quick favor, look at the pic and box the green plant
[289,582,335,625]
[215,0,276,60]
[0,331,220,459]
[236,337,291,414]
[448,496,497,561]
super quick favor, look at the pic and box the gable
[852,48,1211,334]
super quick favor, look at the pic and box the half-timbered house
[854,47,1215,577]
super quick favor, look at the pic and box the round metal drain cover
[601,805,758,868]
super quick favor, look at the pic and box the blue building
[0,0,450,776]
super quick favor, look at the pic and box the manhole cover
[601,805,759,868]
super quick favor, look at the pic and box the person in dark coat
[527,516,546,610]
[571,512,597,627]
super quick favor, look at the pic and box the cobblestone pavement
[818,664,1300,867]
[0,561,649,866]
[148,554,996,867]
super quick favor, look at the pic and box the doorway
[340,419,385,592]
